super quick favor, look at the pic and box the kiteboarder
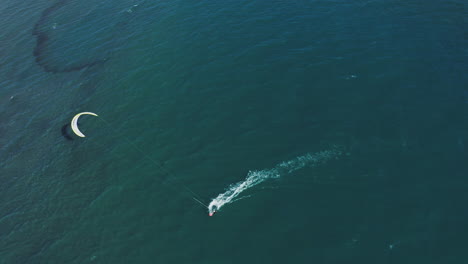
[208,205,218,216]
[68,111,212,217]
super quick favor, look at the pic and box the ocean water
[1,0,467,263]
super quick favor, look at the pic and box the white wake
[208,147,342,215]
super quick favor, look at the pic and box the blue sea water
[1,0,467,263]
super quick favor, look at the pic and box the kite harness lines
[70,112,209,211]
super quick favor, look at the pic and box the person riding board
[209,205,218,216]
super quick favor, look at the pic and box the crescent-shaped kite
[71,112,98,137]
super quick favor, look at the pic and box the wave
[208,147,342,215]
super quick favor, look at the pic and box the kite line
[70,112,209,210]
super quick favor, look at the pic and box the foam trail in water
[208,147,342,215]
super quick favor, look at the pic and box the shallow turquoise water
[1,0,467,263]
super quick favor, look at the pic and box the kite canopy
[71,112,98,137]
[32,0,133,73]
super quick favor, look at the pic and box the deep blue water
[1,0,467,263]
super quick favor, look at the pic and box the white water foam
[208,147,342,215]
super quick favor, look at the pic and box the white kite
[71,112,98,137]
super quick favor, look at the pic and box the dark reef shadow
[32,0,108,73]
